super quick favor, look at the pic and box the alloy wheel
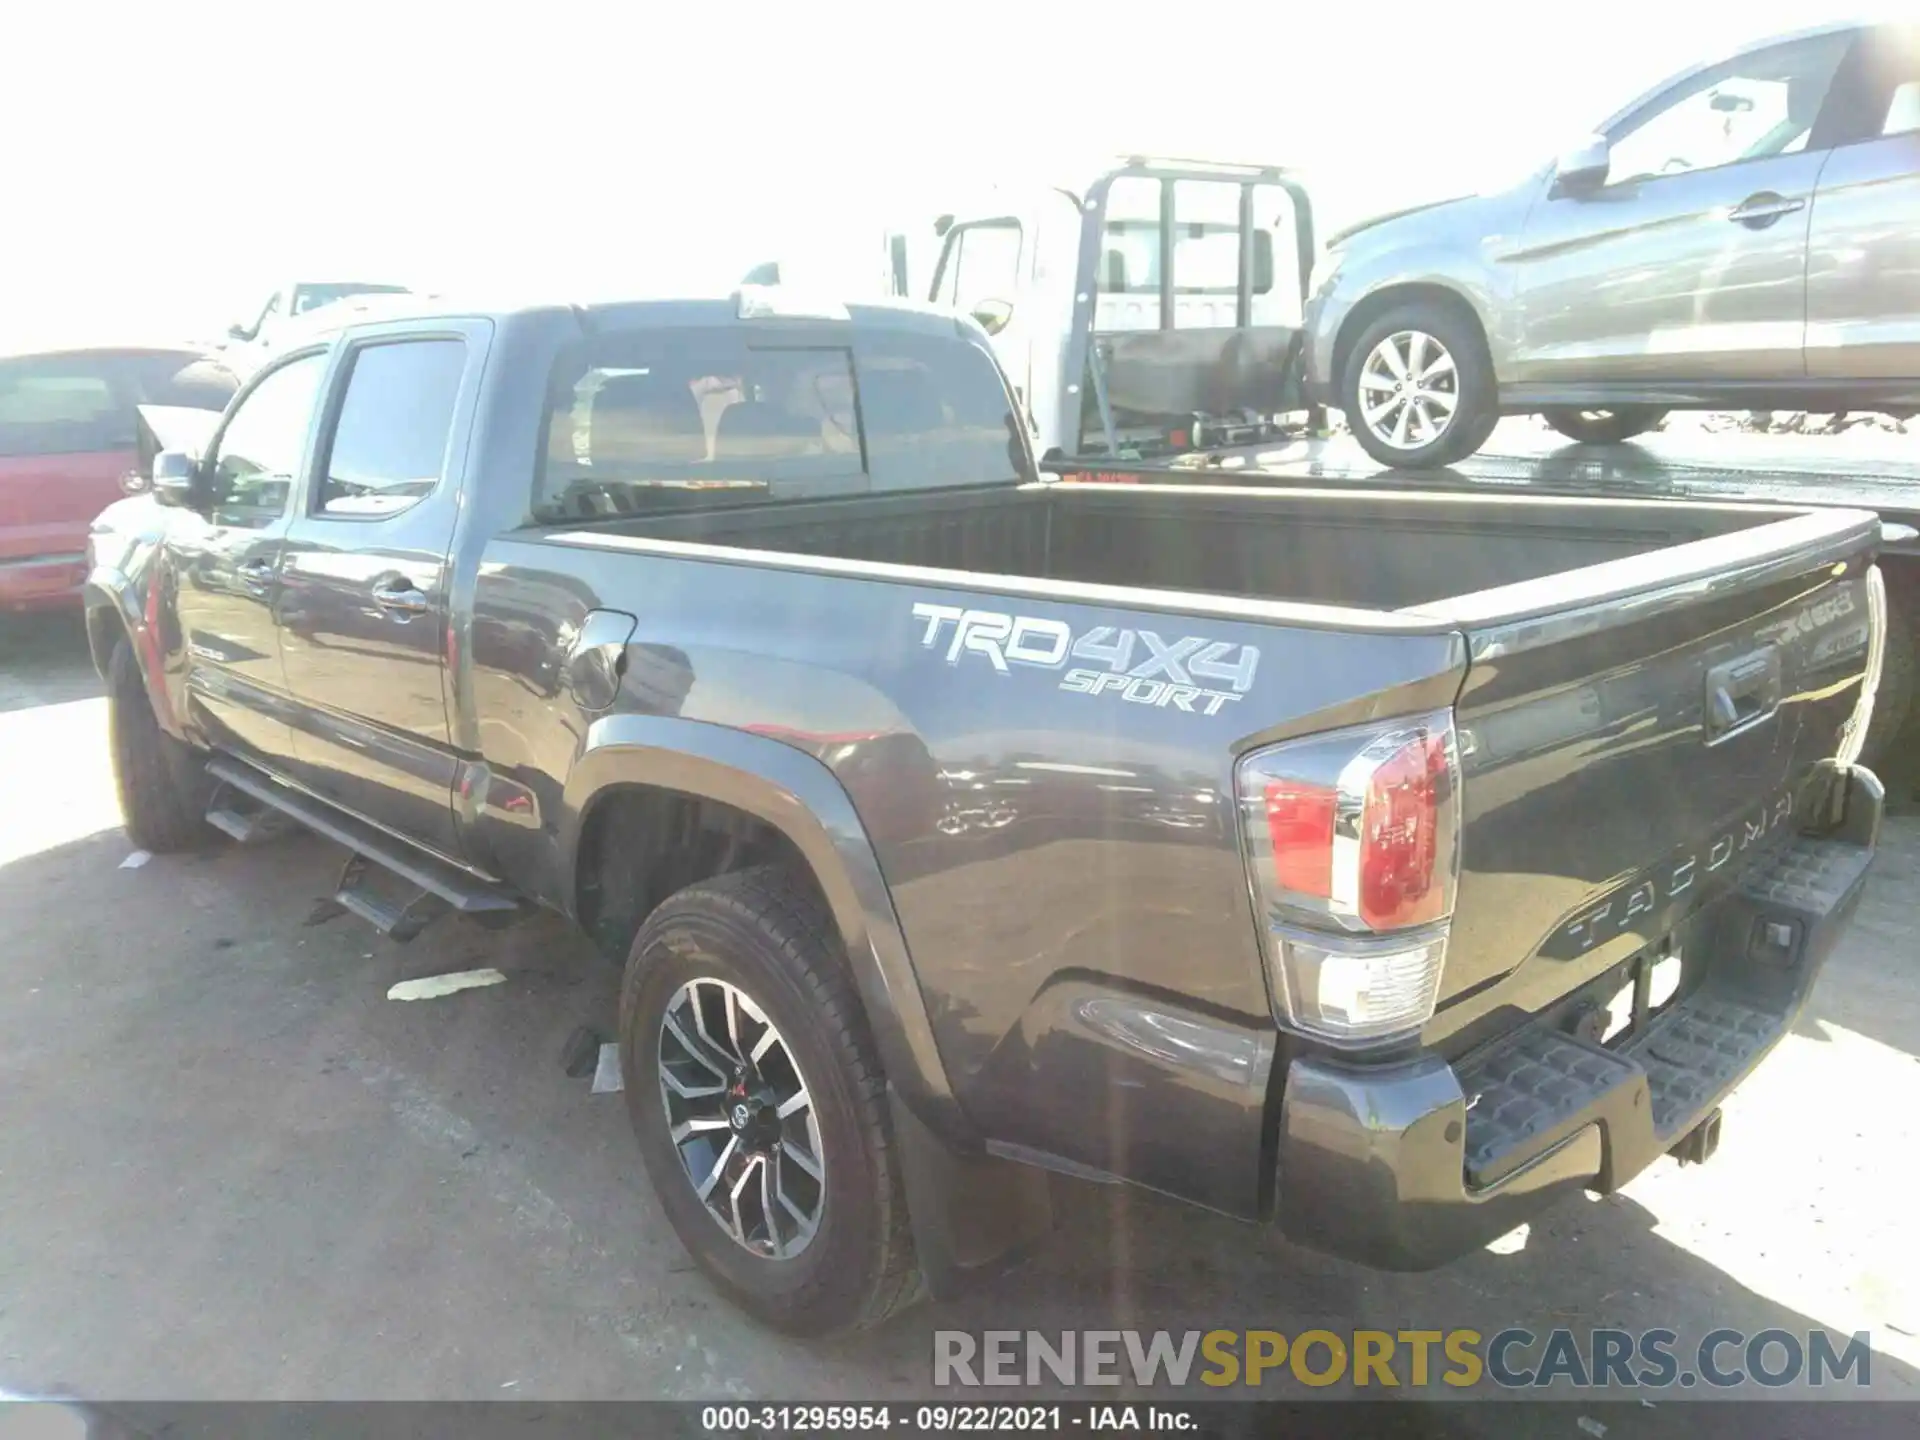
[1357,330,1460,450]
[657,977,825,1259]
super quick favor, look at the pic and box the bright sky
[1,0,1850,352]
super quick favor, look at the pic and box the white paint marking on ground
[118,850,151,870]
[386,968,507,1002]
[591,1042,624,1094]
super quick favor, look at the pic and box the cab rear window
[531,322,1027,522]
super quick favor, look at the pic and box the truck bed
[1049,422,1920,558]
[612,479,1794,613]
[538,477,1879,1059]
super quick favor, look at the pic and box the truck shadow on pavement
[835,1177,1920,1428]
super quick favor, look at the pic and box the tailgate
[1406,505,1882,1029]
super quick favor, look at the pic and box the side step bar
[205,793,293,845]
[205,756,522,942]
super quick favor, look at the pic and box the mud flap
[888,1088,1053,1301]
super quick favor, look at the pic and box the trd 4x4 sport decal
[911,603,1259,716]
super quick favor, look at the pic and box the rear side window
[859,329,1028,492]
[315,339,466,518]
[0,361,127,457]
[533,322,1027,521]
[535,329,865,522]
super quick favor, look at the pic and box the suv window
[535,329,866,521]
[206,352,326,529]
[1606,32,1854,184]
[0,359,128,458]
[316,339,466,518]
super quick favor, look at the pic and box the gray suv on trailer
[1302,20,1920,467]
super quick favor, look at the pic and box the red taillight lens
[1238,711,1459,936]
[1358,730,1448,930]
[1264,779,1336,898]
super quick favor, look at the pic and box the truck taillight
[1236,710,1461,1046]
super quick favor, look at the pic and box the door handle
[1728,193,1806,227]
[237,558,275,593]
[1704,647,1781,743]
[370,580,431,615]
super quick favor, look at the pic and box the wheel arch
[84,589,127,680]
[1331,280,1491,402]
[561,713,969,1144]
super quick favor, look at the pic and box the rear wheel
[106,637,214,853]
[618,865,921,1335]
[1341,302,1498,469]
[1542,407,1668,445]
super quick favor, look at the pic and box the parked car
[1303,19,1920,467]
[86,287,1885,1335]
[0,345,236,612]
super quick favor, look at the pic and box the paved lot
[1,615,1916,1426]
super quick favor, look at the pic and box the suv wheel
[106,638,214,853]
[618,865,921,1335]
[1341,302,1498,469]
[1543,407,1668,445]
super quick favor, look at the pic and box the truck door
[274,322,488,860]
[928,217,1036,418]
[167,349,328,769]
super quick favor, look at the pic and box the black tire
[618,865,921,1335]
[1340,301,1499,469]
[106,638,215,853]
[1542,406,1668,445]
[1861,588,1916,777]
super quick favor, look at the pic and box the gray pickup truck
[85,288,1887,1336]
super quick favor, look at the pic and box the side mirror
[150,450,202,510]
[226,322,253,341]
[1554,135,1612,194]
[970,299,1014,336]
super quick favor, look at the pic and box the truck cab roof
[320,289,988,340]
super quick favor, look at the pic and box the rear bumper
[1274,764,1882,1271]
[0,553,87,610]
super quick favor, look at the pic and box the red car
[0,345,236,612]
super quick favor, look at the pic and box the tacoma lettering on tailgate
[911,603,1259,716]
[1548,789,1796,958]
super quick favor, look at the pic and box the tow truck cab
[897,158,1321,461]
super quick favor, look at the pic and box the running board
[205,756,522,942]
[205,796,293,845]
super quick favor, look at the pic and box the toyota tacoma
[85,288,1887,1334]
